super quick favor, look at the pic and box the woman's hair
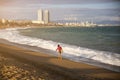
[58,44,60,47]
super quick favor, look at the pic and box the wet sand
[0,40,120,80]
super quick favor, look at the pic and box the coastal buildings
[38,9,43,22]
[44,10,49,24]
[63,21,97,27]
[1,19,6,24]
[2,9,118,27]
[32,9,50,24]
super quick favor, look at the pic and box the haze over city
[0,0,120,24]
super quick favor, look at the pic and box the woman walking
[56,44,63,60]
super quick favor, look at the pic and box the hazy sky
[0,0,120,23]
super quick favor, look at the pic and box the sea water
[0,26,120,72]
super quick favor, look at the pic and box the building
[38,9,43,21]
[1,18,6,23]
[44,10,49,24]
[32,9,44,24]
[32,9,50,24]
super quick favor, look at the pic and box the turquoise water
[19,26,120,54]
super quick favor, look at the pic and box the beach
[0,0,120,79]
[0,39,120,80]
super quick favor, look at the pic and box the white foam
[0,28,120,66]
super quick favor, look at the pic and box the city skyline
[37,9,50,24]
[0,0,120,24]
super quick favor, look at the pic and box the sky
[0,0,120,24]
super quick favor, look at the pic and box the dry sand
[0,40,120,80]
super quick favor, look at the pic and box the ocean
[0,26,120,72]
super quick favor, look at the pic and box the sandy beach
[0,39,120,80]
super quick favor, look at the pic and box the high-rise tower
[38,9,43,21]
[44,10,49,24]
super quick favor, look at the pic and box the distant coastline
[0,19,120,29]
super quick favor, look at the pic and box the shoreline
[1,38,120,72]
[0,39,120,80]
[0,27,120,72]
